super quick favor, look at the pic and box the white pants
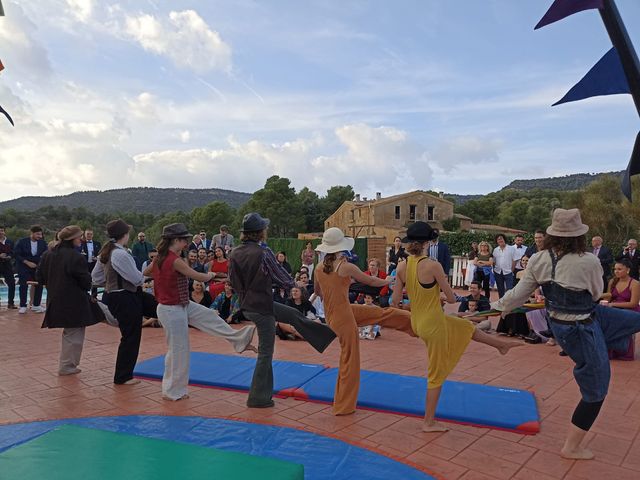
[156,301,256,400]
[59,327,85,374]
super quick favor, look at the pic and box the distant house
[324,191,454,243]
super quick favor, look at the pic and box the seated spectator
[295,270,313,297]
[458,299,491,332]
[605,258,640,360]
[141,249,158,281]
[190,280,213,308]
[273,287,287,304]
[196,247,210,272]
[207,250,215,262]
[276,251,292,275]
[276,286,315,340]
[208,246,229,297]
[361,258,389,306]
[211,280,241,324]
[358,293,382,340]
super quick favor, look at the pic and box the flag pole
[599,0,640,117]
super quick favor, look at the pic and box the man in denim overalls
[493,209,640,460]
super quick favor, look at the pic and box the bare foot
[498,340,524,355]
[422,421,449,432]
[242,344,258,354]
[561,447,594,460]
[162,394,190,401]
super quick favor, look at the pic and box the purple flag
[553,47,630,105]
[622,132,640,201]
[0,105,14,126]
[535,0,603,30]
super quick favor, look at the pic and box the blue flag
[0,104,13,126]
[535,0,603,30]
[553,47,630,106]
[622,132,640,201]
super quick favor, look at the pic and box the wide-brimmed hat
[546,208,589,238]
[241,213,270,232]
[315,227,355,254]
[161,223,192,239]
[106,219,131,239]
[58,225,83,242]
[401,221,436,243]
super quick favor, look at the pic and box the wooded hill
[0,187,252,215]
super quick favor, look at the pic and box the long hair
[98,230,128,264]
[240,230,266,243]
[542,234,586,258]
[155,238,172,270]
[323,252,338,273]
[611,258,633,291]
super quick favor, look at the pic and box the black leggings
[571,399,604,431]
[474,269,491,299]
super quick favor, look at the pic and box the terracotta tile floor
[2,296,640,480]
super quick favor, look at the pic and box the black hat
[401,221,436,243]
[241,212,270,232]
[106,219,131,239]
[161,223,192,239]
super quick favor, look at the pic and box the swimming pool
[0,278,48,302]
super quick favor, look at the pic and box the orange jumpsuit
[315,261,415,415]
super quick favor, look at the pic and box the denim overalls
[542,251,640,402]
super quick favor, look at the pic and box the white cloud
[124,10,232,73]
[66,0,94,23]
[127,92,158,120]
[180,130,191,143]
[431,136,503,172]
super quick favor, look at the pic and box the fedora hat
[161,223,192,239]
[401,221,436,243]
[241,212,270,232]
[58,225,83,242]
[546,208,589,237]
[315,227,355,254]
[106,219,131,239]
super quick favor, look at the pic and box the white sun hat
[315,227,355,254]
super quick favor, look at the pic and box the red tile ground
[2,295,640,479]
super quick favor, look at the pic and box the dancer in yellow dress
[391,222,522,432]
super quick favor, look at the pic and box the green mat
[0,425,304,480]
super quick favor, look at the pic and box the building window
[427,205,434,221]
[409,204,416,221]
[395,205,400,220]
[351,210,355,221]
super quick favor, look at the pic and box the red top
[365,269,389,296]
[153,250,190,305]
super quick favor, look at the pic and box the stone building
[324,191,454,244]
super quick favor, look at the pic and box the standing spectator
[301,242,316,279]
[275,251,292,275]
[474,241,494,299]
[493,234,517,298]
[388,236,407,274]
[524,230,545,259]
[14,225,48,314]
[468,242,479,260]
[0,225,16,309]
[37,226,103,375]
[199,230,211,250]
[212,225,234,254]
[621,239,640,280]
[80,228,101,297]
[189,234,203,252]
[464,241,479,287]
[428,229,451,277]
[131,232,154,270]
[592,236,614,291]
[512,234,527,281]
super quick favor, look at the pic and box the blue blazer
[14,237,48,275]
[435,242,451,275]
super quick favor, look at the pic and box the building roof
[352,190,453,208]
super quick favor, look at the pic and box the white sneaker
[18,307,27,314]
[31,305,46,313]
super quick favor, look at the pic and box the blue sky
[0,0,638,201]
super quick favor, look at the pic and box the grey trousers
[59,327,85,374]
[243,311,276,407]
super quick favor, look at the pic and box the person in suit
[621,239,640,280]
[591,236,614,291]
[188,234,204,252]
[428,229,451,278]
[212,225,234,254]
[14,225,48,314]
[0,225,16,309]
[80,228,101,297]
[131,232,154,270]
[198,230,211,250]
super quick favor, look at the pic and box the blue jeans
[550,305,640,402]
[493,271,514,298]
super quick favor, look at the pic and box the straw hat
[315,227,355,254]
[546,208,589,237]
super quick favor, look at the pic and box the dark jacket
[0,237,14,270]
[14,237,48,275]
[229,241,274,315]
[594,245,614,279]
[432,241,451,275]
[621,250,640,280]
[37,243,103,328]
[80,240,102,264]
[131,240,154,270]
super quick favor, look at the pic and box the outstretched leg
[351,304,416,336]
[472,327,522,354]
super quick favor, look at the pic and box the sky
[0,0,639,202]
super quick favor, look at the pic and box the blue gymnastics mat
[133,352,326,396]
[133,353,539,433]
[293,369,540,434]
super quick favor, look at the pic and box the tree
[297,187,323,232]
[236,176,305,238]
[320,185,354,221]
[146,211,191,244]
[191,201,236,234]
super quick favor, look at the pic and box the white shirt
[513,243,527,269]
[92,244,144,290]
[493,245,517,274]
[86,241,95,261]
[30,240,38,256]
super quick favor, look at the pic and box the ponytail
[155,238,172,270]
[323,253,337,274]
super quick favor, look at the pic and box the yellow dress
[406,255,475,389]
